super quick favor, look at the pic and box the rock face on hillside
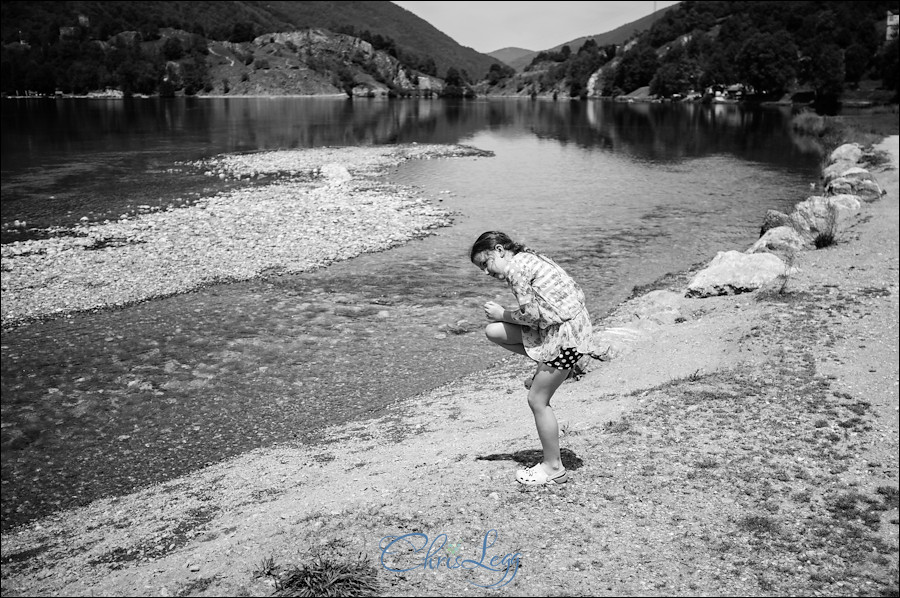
[202,29,443,97]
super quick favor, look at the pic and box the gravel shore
[0,144,491,328]
[0,137,897,597]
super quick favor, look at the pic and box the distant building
[888,11,899,41]
[59,15,90,41]
[59,26,78,40]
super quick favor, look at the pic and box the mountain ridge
[499,5,680,72]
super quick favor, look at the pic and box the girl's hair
[469,231,533,262]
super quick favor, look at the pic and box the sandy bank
[1,138,897,597]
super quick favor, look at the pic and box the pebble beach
[0,143,491,328]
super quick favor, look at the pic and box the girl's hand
[484,301,505,322]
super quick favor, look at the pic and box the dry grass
[272,553,380,597]
[791,106,900,159]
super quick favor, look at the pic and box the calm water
[0,97,824,530]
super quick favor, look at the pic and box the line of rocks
[0,144,493,329]
[685,142,889,298]
[587,141,892,362]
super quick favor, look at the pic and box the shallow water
[0,98,824,530]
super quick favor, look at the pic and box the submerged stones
[0,144,491,327]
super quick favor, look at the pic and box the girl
[470,231,604,486]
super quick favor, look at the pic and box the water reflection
[2,98,823,234]
[2,97,819,175]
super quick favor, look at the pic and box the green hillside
[245,1,497,80]
[0,0,499,86]
[482,0,900,108]
[504,5,680,72]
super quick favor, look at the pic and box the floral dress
[504,251,601,363]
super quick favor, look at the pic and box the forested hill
[0,0,498,91]
[500,5,680,72]
[481,0,899,106]
[3,0,898,105]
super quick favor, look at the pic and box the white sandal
[515,464,569,485]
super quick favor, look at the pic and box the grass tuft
[813,229,836,249]
[253,554,278,578]
[737,514,781,536]
[876,486,899,510]
[603,418,632,434]
[274,553,379,597]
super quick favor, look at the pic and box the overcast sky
[392,1,683,54]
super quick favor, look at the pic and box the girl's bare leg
[527,363,570,474]
[484,322,527,356]
[484,324,569,472]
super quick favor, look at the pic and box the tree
[612,40,659,94]
[651,47,702,97]
[162,37,184,61]
[736,31,798,97]
[803,42,845,101]
[25,62,56,95]
[843,43,869,85]
[878,38,899,97]
[423,56,438,77]
[180,55,210,95]
[229,22,255,43]
[444,66,462,87]
[486,62,514,85]
[578,38,598,55]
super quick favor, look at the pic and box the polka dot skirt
[545,347,582,371]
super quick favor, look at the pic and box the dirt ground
[1,137,897,597]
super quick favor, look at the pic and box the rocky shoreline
[0,143,492,328]
[0,137,897,597]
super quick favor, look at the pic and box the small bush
[814,230,836,249]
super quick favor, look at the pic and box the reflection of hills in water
[3,98,822,165]
[1,98,824,235]
[522,101,822,164]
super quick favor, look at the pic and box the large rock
[319,163,352,185]
[825,167,885,201]
[790,194,862,237]
[823,160,860,184]
[747,225,809,256]
[759,209,793,237]
[686,250,787,298]
[829,143,863,165]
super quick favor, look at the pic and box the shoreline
[0,137,896,596]
[0,143,491,329]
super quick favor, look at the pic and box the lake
[0,97,824,530]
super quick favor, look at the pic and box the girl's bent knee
[527,390,551,411]
[484,322,505,343]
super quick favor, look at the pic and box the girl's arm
[484,301,540,326]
